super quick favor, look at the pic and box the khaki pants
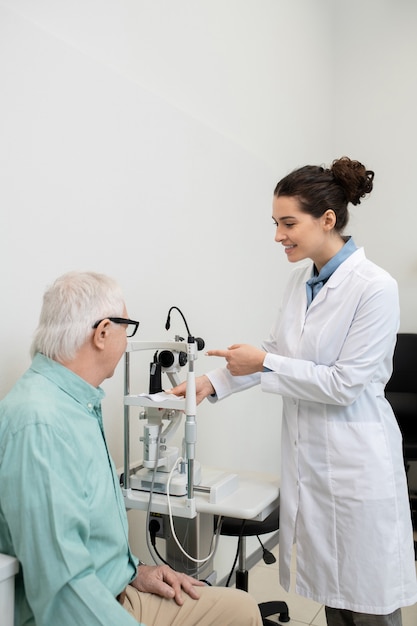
[121,583,263,626]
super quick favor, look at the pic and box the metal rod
[193,485,211,493]
[185,348,196,500]
[123,352,130,490]
[187,458,194,499]
[239,536,247,570]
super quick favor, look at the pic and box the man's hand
[167,375,215,405]
[131,564,205,606]
[207,344,266,376]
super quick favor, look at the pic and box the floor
[245,540,417,626]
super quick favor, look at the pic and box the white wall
[1,0,416,579]
[332,0,417,331]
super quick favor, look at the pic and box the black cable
[225,520,247,587]
[225,535,241,587]
[148,519,210,579]
[256,535,276,565]
[165,306,191,336]
[148,520,171,567]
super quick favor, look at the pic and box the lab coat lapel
[305,248,365,314]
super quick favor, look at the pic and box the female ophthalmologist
[170,157,417,626]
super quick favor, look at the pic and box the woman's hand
[168,374,215,405]
[131,564,205,606]
[207,344,266,376]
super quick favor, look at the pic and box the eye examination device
[122,307,205,499]
[119,307,278,578]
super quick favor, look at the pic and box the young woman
[172,157,417,626]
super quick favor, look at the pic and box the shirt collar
[312,236,357,280]
[306,236,357,307]
[31,352,105,410]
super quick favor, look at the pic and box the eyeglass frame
[92,317,140,338]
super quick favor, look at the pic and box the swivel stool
[220,505,290,625]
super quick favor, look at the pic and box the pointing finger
[206,349,228,357]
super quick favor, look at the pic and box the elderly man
[0,271,262,626]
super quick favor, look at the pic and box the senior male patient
[0,271,262,626]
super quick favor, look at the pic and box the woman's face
[272,195,340,270]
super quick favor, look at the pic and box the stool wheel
[259,601,290,623]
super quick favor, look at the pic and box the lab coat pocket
[327,421,393,500]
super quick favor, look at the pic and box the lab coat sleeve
[261,271,399,406]
[206,368,261,401]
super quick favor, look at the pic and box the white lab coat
[208,248,417,613]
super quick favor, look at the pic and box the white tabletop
[122,466,279,521]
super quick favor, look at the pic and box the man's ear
[92,319,110,351]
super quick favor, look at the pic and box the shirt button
[87,402,93,410]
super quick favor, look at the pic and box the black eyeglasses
[92,317,140,338]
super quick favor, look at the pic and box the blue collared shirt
[305,236,357,307]
[0,354,140,626]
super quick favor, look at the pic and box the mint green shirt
[0,354,141,625]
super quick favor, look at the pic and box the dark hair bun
[331,157,374,205]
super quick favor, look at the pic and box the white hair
[30,271,125,362]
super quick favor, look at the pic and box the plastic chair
[220,506,290,624]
